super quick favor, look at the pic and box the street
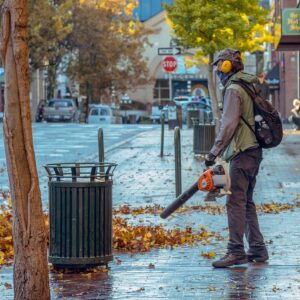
[1,126,300,299]
[0,123,157,206]
[1,0,300,299]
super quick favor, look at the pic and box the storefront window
[154,79,169,100]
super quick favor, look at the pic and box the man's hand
[205,153,216,168]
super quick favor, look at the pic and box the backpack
[233,80,283,149]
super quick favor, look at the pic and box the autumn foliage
[0,205,13,265]
[113,217,222,252]
[164,0,273,123]
[1,200,300,266]
[26,0,152,101]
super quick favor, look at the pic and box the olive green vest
[222,72,259,161]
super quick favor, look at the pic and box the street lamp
[111,85,116,105]
[121,94,132,123]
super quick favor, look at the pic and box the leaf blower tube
[160,163,230,219]
[160,182,199,219]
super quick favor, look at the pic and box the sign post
[162,56,178,101]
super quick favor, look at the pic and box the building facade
[135,0,173,21]
[273,0,300,118]
[129,0,273,110]
[0,68,46,121]
[129,5,209,107]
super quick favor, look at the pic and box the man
[205,48,269,268]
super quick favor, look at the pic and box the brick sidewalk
[1,127,300,299]
[110,127,300,208]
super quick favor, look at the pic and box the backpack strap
[231,80,257,135]
[231,80,257,100]
[240,115,255,134]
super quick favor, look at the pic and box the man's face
[217,60,224,71]
[214,60,224,73]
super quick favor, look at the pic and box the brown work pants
[226,147,267,256]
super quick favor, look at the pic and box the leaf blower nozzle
[160,182,199,219]
[160,163,231,219]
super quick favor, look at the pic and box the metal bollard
[98,128,105,174]
[160,114,165,157]
[174,127,182,197]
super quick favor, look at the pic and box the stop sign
[162,56,177,73]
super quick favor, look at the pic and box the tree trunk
[207,53,221,132]
[0,1,50,299]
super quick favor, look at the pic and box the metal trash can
[192,119,216,154]
[187,110,200,128]
[44,162,117,269]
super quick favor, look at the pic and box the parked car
[173,96,193,107]
[197,97,212,112]
[186,101,206,111]
[87,104,114,124]
[150,105,168,123]
[44,98,79,122]
[189,97,212,112]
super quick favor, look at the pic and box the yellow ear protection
[220,60,233,73]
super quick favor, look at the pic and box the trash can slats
[100,186,105,257]
[95,186,100,257]
[84,187,89,257]
[61,188,66,257]
[45,163,116,268]
[71,187,77,258]
[90,187,95,257]
[66,188,71,258]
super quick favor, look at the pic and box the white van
[87,105,114,124]
[173,95,200,107]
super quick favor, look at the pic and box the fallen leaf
[201,251,216,259]
[4,282,12,289]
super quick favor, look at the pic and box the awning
[276,35,300,51]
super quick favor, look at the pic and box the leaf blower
[160,162,231,219]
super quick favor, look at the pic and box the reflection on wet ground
[1,128,300,299]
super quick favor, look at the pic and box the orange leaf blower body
[160,163,230,219]
[197,168,216,192]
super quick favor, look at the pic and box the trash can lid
[44,162,117,182]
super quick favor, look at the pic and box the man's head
[212,48,244,86]
[212,48,244,74]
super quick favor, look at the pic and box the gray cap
[212,48,242,65]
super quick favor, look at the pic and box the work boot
[247,246,269,262]
[247,251,269,262]
[212,253,248,268]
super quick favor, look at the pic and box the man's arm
[209,88,243,158]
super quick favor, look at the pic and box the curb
[83,131,149,162]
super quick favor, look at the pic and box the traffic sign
[158,47,181,56]
[162,56,178,73]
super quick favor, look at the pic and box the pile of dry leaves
[1,198,299,266]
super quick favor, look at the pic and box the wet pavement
[1,126,300,299]
[0,123,157,205]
